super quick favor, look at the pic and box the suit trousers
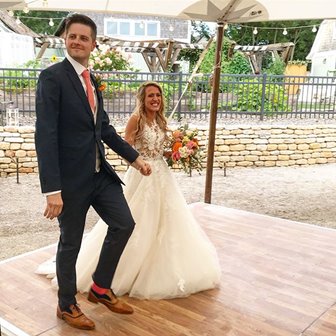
[56,168,135,309]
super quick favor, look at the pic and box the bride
[37,81,221,300]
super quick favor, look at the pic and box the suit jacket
[35,58,138,195]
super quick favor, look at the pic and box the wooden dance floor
[1,202,336,336]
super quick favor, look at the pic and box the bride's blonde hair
[132,81,168,141]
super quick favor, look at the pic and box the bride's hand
[139,161,152,176]
[132,157,151,176]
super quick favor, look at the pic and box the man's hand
[133,157,152,176]
[44,193,63,220]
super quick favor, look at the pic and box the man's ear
[91,41,97,52]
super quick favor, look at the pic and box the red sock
[92,282,108,295]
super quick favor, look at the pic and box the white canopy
[5,0,336,23]
[0,1,22,8]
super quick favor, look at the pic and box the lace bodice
[134,121,166,160]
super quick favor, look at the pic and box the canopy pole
[204,22,225,204]
[167,34,215,122]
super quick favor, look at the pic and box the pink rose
[186,140,196,149]
[172,151,181,161]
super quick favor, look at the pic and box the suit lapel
[62,59,95,120]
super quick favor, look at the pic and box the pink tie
[82,69,95,112]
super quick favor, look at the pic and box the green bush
[199,38,251,92]
[200,38,251,75]
[1,69,39,92]
[200,39,230,74]
[223,52,251,75]
[234,78,290,114]
[265,57,285,76]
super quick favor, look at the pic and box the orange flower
[192,138,199,146]
[98,83,106,91]
[172,141,182,152]
[173,130,183,139]
[95,75,106,91]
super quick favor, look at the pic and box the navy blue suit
[35,58,137,309]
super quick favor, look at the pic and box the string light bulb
[224,22,229,30]
[15,17,21,24]
[312,25,317,33]
[282,28,288,35]
[253,27,258,35]
[49,18,54,27]
[42,0,48,7]
[8,10,14,17]
[169,25,174,32]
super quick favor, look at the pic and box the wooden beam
[154,47,166,71]
[248,53,260,74]
[164,40,174,71]
[171,48,181,67]
[142,51,161,72]
[281,45,295,63]
[36,42,50,59]
[142,51,155,72]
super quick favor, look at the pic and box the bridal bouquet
[165,124,203,176]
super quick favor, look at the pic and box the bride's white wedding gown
[36,121,221,299]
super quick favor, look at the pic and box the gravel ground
[1,163,335,261]
[18,113,336,128]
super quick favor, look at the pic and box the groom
[35,14,151,330]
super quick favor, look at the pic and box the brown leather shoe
[88,288,134,314]
[57,304,95,330]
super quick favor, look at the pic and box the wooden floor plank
[302,304,336,336]
[1,202,336,335]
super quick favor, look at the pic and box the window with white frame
[104,19,160,39]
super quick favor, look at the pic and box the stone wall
[1,124,336,177]
[197,124,336,168]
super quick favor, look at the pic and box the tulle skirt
[36,158,221,299]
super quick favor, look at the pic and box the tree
[179,19,321,74]
[178,21,212,70]
[199,37,250,75]
[226,19,322,61]
[13,10,68,35]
